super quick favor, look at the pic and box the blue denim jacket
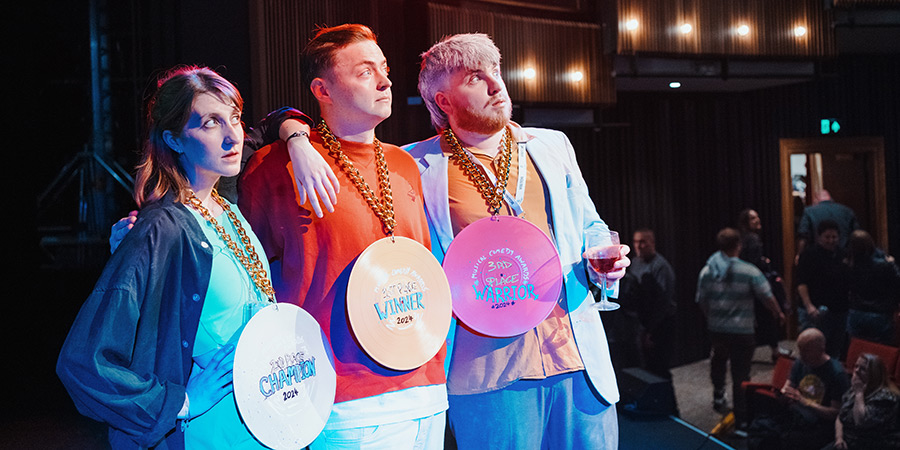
[57,194,212,449]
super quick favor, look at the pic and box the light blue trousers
[448,370,618,449]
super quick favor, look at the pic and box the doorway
[779,137,888,332]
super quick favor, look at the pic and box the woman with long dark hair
[57,66,275,449]
[738,208,788,361]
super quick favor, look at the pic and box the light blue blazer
[403,127,619,404]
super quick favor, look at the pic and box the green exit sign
[820,118,841,134]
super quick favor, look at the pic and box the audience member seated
[747,328,850,450]
[822,353,900,450]
[845,230,900,346]
[843,337,899,380]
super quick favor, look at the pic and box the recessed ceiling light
[794,26,807,37]
[737,24,750,36]
[680,23,693,34]
[626,19,639,31]
[523,68,536,79]
[669,81,682,89]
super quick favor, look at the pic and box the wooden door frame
[779,137,888,321]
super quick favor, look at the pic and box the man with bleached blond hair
[406,32,628,449]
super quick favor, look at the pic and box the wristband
[177,393,190,419]
[286,130,310,143]
[178,393,191,430]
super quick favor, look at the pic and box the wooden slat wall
[617,0,836,57]
[833,0,900,6]
[247,0,376,121]
[248,1,614,116]
[428,3,615,105]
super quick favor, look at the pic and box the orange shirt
[239,132,446,403]
[444,125,584,395]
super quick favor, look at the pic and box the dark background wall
[6,0,898,430]
[571,61,900,363]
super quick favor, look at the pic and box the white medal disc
[233,303,336,450]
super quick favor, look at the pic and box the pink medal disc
[442,215,563,337]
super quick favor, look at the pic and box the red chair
[844,337,900,380]
[894,310,900,347]
[742,355,796,423]
[894,354,900,383]
[743,354,795,395]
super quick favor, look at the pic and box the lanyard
[459,140,529,216]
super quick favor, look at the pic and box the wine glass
[584,229,622,311]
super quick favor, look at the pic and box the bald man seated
[747,329,850,450]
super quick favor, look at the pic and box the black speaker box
[619,367,678,416]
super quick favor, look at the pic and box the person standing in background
[697,228,784,429]
[796,189,860,260]
[844,230,900,346]
[630,228,677,380]
[796,220,850,358]
[738,208,788,362]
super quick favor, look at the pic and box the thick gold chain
[443,127,513,215]
[185,190,276,302]
[317,120,396,235]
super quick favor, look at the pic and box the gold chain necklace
[185,190,276,302]
[443,127,513,215]
[317,120,396,235]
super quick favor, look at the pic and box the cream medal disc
[233,303,336,450]
[442,215,563,337]
[346,236,452,371]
